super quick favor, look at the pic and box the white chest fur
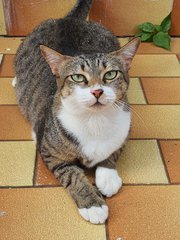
[58,106,131,167]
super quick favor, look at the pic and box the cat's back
[14,16,120,124]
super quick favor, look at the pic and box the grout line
[105,219,109,240]
[138,77,148,104]
[130,103,180,106]
[136,53,174,55]
[0,139,33,142]
[0,185,61,189]
[123,183,180,186]
[0,104,18,106]
[0,75,15,78]
[157,140,171,184]
[1,183,180,189]
[129,138,180,141]
[33,149,38,186]
[137,76,180,79]
[130,76,180,78]
[0,54,4,73]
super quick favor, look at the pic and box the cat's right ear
[40,45,71,76]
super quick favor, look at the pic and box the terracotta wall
[3,0,76,36]
[89,0,174,36]
[170,0,180,36]
[1,0,179,36]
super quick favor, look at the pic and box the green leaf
[153,32,171,50]
[154,25,162,32]
[135,32,143,37]
[138,22,155,33]
[140,32,153,42]
[160,12,171,32]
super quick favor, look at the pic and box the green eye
[71,74,86,83]
[104,71,118,81]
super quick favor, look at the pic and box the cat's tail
[65,0,93,20]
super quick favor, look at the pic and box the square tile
[0,78,17,104]
[0,188,106,240]
[128,78,146,104]
[159,141,180,183]
[35,153,95,186]
[177,54,180,62]
[0,55,15,77]
[129,55,180,77]
[0,38,23,54]
[137,38,180,54]
[118,37,130,47]
[141,78,180,104]
[118,140,168,184]
[130,105,180,139]
[0,106,32,140]
[0,141,36,186]
[35,153,59,186]
[107,186,180,240]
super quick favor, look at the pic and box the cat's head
[40,38,140,113]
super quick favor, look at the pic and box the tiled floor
[0,37,180,240]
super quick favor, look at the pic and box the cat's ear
[111,38,140,70]
[40,45,71,76]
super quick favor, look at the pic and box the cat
[14,0,140,224]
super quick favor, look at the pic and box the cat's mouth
[90,101,106,109]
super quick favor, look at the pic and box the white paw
[95,167,122,197]
[78,205,108,224]
[12,77,17,87]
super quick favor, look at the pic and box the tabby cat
[14,0,140,224]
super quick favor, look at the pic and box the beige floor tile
[0,1,6,35]
[130,105,180,139]
[118,140,168,184]
[129,55,180,77]
[0,78,17,104]
[0,141,36,186]
[0,188,106,240]
[107,186,180,240]
[128,78,146,104]
[118,37,130,47]
[0,38,23,54]
[137,38,180,54]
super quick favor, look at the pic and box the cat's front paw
[95,167,122,197]
[78,205,108,224]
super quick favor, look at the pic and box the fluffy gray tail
[66,0,93,20]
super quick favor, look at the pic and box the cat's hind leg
[12,77,17,87]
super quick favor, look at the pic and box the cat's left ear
[40,45,72,76]
[111,38,140,71]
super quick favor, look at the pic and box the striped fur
[14,0,140,224]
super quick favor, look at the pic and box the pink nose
[91,89,104,98]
